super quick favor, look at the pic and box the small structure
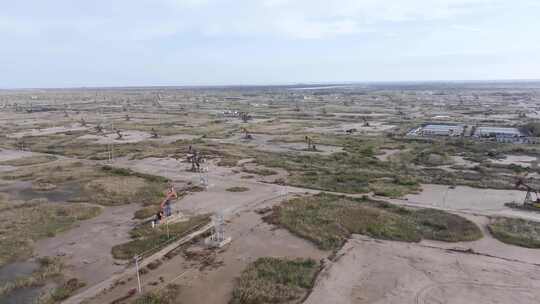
[474,127,522,138]
[420,124,464,137]
[205,212,231,248]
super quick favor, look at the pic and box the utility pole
[134,255,142,293]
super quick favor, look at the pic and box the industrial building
[408,124,534,144]
[409,124,464,137]
[474,127,523,138]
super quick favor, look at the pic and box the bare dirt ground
[305,121,396,135]
[375,148,402,161]
[79,130,153,144]
[0,149,34,172]
[490,154,538,168]
[305,235,540,304]
[0,148,34,162]
[7,124,88,138]
[396,184,540,221]
[214,134,344,155]
[35,203,139,287]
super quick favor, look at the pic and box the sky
[1,0,539,88]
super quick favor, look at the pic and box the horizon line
[2,78,540,91]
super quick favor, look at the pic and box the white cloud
[155,0,505,39]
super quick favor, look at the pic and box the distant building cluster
[408,123,537,144]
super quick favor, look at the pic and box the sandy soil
[78,130,153,144]
[396,184,540,221]
[7,124,88,138]
[306,121,396,134]
[156,134,199,144]
[34,204,139,287]
[305,235,540,304]
[0,149,34,162]
[375,149,402,161]
[490,155,538,168]
[214,134,343,155]
[451,155,479,167]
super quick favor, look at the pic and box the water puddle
[0,285,48,304]
[0,261,38,285]
[0,181,83,203]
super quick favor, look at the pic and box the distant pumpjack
[362,116,370,127]
[515,177,540,208]
[346,128,357,134]
[239,112,251,123]
[305,136,317,151]
[115,130,123,140]
[187,149,202,172]
[95,123,104,134]
[151,128,159,138]
[241,128,253,140]
[153,94,163,108]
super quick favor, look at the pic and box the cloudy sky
[1,0,539,88]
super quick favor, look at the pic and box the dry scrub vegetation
[230,257,319,304]
[0,155,57,166]
[488,217,540,248]
[265,193,482,250]
[0,162,168,206]
[133,283,181,304]
[0,257,63,297]
[0,200,101,267]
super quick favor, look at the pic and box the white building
[474,127,522,138]
[420,124,464,136]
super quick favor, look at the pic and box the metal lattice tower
[211,212,225,243]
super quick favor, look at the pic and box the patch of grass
[242,168,278,176]
[111,214,211,260]
[0,257,63,296]
[254,149,420,195]
[134,283,180,304]
[84,176,163,206]
[101,166,169,183]
[0,155,57,166]
[230,257,319,304]
[488,217,540,248]
[0,202,102,266]
[0,162,168,207]
[134,205,161,220]
[38,278,86,303]
[414,209,483,242]
[266,193,482,250]
[226,187,250,192]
